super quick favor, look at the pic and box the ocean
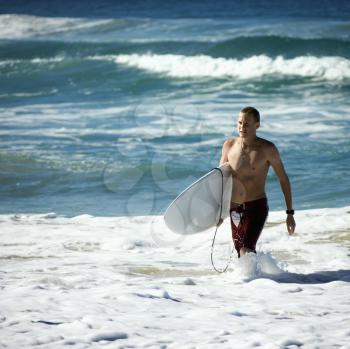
[1,3,350,348]
[1,0,350,216]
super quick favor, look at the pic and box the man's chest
[227,144,268,174]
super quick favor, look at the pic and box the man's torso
[226,137,271,203]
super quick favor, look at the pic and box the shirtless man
[219,106,296,257]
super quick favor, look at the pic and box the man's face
[237,112,259,138]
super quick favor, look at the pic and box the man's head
[237,106,260,139]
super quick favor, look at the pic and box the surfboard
[164,163,232,234]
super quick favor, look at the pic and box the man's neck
[240,135,257,147]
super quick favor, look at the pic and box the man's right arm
[217,139,233,227]
[219,139,233,165]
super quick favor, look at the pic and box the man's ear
[255,122,260,130]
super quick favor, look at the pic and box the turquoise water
[1,1,350,216]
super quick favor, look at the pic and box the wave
[0,14,163,42]
[2,35,349,61]
[0,57,65,66]
[0,14,114,40]
[93,54,350,81]
[208,35,350,59]
[0,57,68,67]
[1,14,350,46]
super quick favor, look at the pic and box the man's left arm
[267,144,296,235]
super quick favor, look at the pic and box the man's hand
[286,215,296,235]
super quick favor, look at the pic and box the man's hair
[240,106,260,123]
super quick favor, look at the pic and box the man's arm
[267,144,296,235]
[219,139,233,165]
[216,139,233,227]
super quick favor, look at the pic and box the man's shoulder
[257,137,276,149]
[223,138,236,148]
[257,138,280,159]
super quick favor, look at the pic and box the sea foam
[1,207,349,348]
[97,53,350,80]
[0,14,113,39]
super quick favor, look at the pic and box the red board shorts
[229,198,269,257]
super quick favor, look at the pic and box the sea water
[1,2,350,347]
[1,0,350,216]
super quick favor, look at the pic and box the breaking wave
[95,53,350,80]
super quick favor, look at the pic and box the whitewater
[97,54,350,80]
[1,207,350,348]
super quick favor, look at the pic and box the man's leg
[240,199,269,256]
[229,203,244,257]
[239,247,255,256]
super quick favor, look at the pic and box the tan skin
[218,112,296,256]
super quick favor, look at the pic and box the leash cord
[210,167,234,273]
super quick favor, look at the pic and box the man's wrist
[286,209,295,215]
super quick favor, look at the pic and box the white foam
[262,119,342,135]
[0,14,113,39]
[1,207,349,347]
[228,252,286,282]
[0,57,70,67]
[94,53,350,80]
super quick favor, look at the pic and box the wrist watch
[286,209,295,215]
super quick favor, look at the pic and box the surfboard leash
[210,167,234,273]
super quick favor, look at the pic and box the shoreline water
[1,206,350,348]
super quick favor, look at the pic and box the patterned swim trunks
[230,198,269,257]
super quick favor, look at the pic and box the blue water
[1,0,350,216]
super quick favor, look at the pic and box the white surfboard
[164,163,232,234]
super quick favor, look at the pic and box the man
[219,106,295,257]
